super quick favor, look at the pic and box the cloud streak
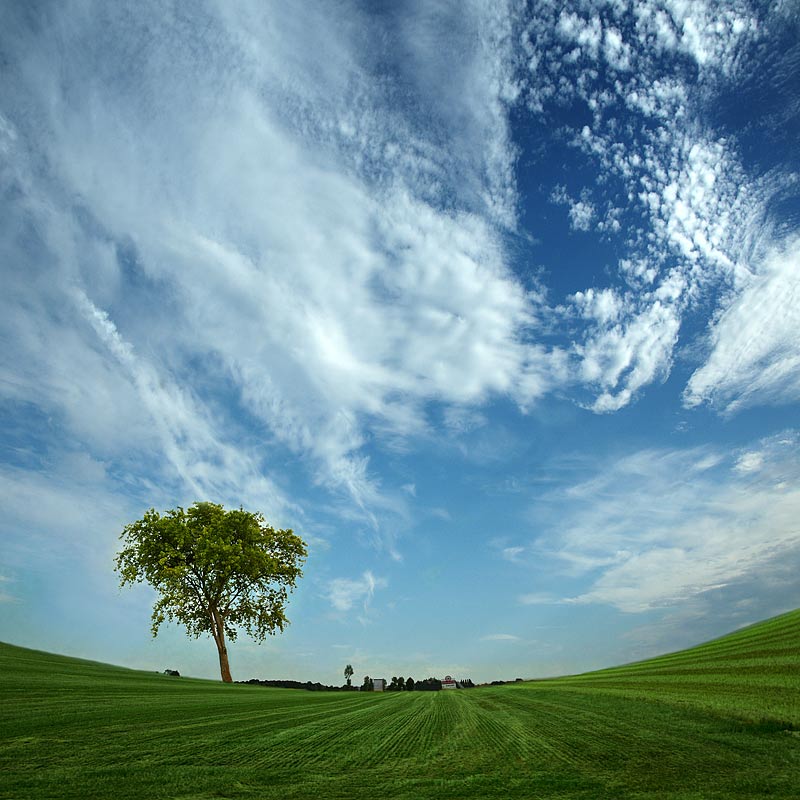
[327,571,387,614]
[526,433,800,613]
[684,236,800,412]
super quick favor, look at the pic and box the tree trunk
[216,637,233,683]
[211,607,233,683]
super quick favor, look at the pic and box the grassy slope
[1,610,799,800]
[541,606,800,722]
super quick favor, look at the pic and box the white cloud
[603,27,631,71]
[528,435,800,613]
[639,1,759,71]
[0,1,558,538]
[550,185,597,232]
[557,12,603,60]
[572,288,622,325]
[480,633,521,642]
[518,592,561,606]
[734,451,764,474]
[443,407,488,434]
[0,0,797,578]
[568,200,596,231]
[685,236,800,412]
[501,546,525,563]
[523,1,797,414]
[577,300,681,412]
[327,571,387,613]
[692,454,724,472]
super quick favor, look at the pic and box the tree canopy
[115,501,307,682]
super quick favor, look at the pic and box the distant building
[441,675,457,689]
[373,678,386,692]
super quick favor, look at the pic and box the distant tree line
[236,673,477,692]
[361,675,476,691]
[238,679,358,691]
[385,676,416,691]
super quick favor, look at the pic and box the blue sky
[1,0,799,684]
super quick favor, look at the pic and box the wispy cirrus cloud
[0,0,558,542]
[684,235,800,413]
[525,433,800,613]
[518,592,562,606]
[326,571,387,614]
[2,0,797,559]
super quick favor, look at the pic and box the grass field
[2,609,799,799]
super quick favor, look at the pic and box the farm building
[373,678,386,692]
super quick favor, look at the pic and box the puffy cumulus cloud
[635,0,758,70]
[551,0,757,73]
[527,433,800,613]
[549,186,597,233]
[603,27,632,71]
[557,11,603,60]
[326,571,387,614]
[523,0,799,413]
[572,288,623,325]
[568,200,596,232]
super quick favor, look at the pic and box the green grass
[2,610,799,799]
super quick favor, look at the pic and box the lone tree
[115,502,307,682]
[344,663,354,686]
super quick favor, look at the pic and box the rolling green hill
[2,609,799,799]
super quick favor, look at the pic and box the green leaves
[115,502,307,676]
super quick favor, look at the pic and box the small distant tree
[344,664,354,686]
[362,675,374,691]
[405,676,415,691]
[397,676,405,691]
[115,502,307,682]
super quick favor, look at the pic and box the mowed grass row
[2,610,799,799]
[541,608,800,723]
